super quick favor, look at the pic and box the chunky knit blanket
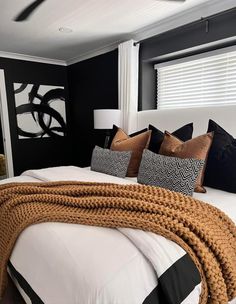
[0,181,235,303]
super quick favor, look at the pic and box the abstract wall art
[14,83,67,139]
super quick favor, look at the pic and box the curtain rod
[133,7,236,46]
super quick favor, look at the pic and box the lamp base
[104,130,110,149]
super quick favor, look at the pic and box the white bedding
[1,166,235,304]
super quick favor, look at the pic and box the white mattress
[1,166,235,304]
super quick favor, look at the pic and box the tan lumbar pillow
[159,131,214,193]
[110,128,151,177]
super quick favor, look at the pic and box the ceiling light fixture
[59,27,73,33]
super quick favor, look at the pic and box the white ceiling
[0,0,235,64]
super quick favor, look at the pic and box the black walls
[0,49,118,174]
[0,57,71,175]
[139,8,236,110]
[68,49,118,167]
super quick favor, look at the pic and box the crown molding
[0,51,67,66]
[66,0,236,65]
[66,42,119,65]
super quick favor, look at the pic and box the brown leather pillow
[159,131,214,193]
[110,128,151,177]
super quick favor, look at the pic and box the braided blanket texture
[0,181,235,303]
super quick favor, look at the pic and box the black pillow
[107,125,148,149]
[204,119,236,193]
[148,123,193,153]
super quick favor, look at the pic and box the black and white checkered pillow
[138,149,204,196]
[91,146,131,178]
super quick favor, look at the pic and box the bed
[1,105,236,304]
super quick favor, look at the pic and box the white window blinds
[155,48,236,109]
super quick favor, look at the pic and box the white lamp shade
[94,109,121,129]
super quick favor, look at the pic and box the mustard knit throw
[0,181,235,303]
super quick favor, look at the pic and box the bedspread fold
[0,181,235,304]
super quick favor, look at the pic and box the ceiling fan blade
[14,0,46,22]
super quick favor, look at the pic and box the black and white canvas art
[14,83,67,139]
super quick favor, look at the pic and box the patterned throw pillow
[138,150,204,196]
[91,146,131,178]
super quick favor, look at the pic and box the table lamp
[94,109,121,148]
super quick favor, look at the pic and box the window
[155,47,236,109]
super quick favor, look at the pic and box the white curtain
[118,40,139,133]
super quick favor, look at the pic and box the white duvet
[1,166,236,304]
